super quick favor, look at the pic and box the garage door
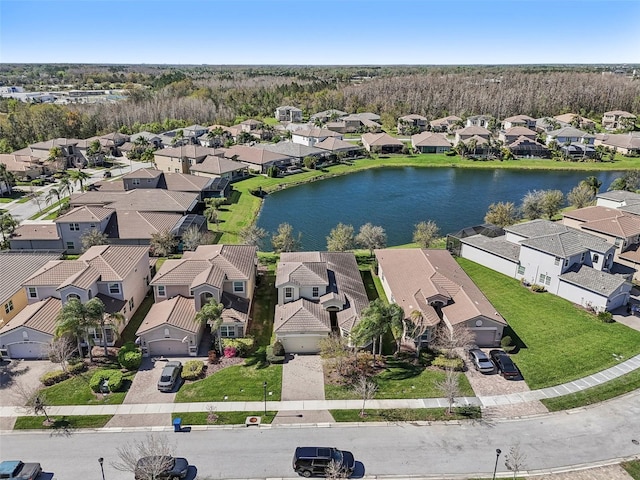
[8,342,48,359]
[147,339,189,356]
[278,335,326,354]
[473,329,497,347]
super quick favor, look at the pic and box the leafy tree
[81,228,109,251]
[303,156,317,169]
[484,202,519,227]
[271,222,301,253]
[567,184,595,209]
[0,212,18,244]
[204,207,218,229]
[405,310,429,358]
[608,171,640,192]
[195,299,224,353]
[150,229,178,257]
[205,197,226,211]
[581,176,602,196]
[520,190,545,220]
[0,163,16,196]
[318,335,350,377]
[181,226,205,251]
[413,220,440,248]
[239,224,268,249]
[541,189,564,219]
[355,223,387,256]
[326,223,355,252]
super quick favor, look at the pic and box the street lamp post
[492,449,501,480]
[263,381,267,416]
[98,457,105,480]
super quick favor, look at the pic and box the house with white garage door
[375,248,506,347]
[273,252,369,354]
[138,245,257,357]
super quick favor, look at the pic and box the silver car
[157,361,183,392]
[468,348,495,374]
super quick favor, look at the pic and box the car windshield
[160,375,172,382]
[331,450,343,464]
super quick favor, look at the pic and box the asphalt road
[3,390,640,480]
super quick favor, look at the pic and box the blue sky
[1,0,639,64]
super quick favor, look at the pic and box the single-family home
[554,113,596,130]
[397,114,428,135]
[310,109,348,124]
[411,132,452,154]
[28,138,86,169]
[430,115,462,133]
[54,206,114,254]
[502,115,536,130]
[291,128,343,147]
[138,245,257,356]
[153,145,218,174]
[273,252,369,354]
[0,153,48,180]
[454,126,492,144]
[450,219,630,312]
[546,126,596,158]
[69,189,200,215]
[256,142,326,164]
[602,111,636,130]
[596,190,640,209]
[375,248,507,347]
[466,115,493,129]
[313,137,364,158]
[275,106,303,123]
[534,117,570,133]
[223,145,296,174]
[499,127,537,144]
[130,131,164,149]
[326,114,382,134]
[361,133,404,154]
[189,155,248,181]
[507,136,550,158]
[594,133,640,156]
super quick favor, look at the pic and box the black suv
[293,447,355,478]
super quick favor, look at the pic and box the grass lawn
[13,415,112,430]
[325,356,473,400]
[541,368,640,411]
[175,363,282,402]
[622,460,640,479]
[457,258,640,389]
[248,271,277,347]
[0,192,25,202]
[40,368,136,405]
[117,292,155,345]
[28,199,65,220]
[330,406,481,422]
[171,411,276,425]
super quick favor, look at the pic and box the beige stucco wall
[0,290,29,328]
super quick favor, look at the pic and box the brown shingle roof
[163,172,211,192]
[11,223,60,241]
[71,189,198,213]
[189,155,245,175]
[412,132,452,147]
[54,206,113,223]
[361,133,403,147]
[0,297,61,336]
[107,211,182,240]
[136,295,199,334]
[0,251,61,304]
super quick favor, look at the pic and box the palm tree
[467,138,478,158]
[67,169,91,191]
[0,212,18,244]
[54,298,105,362]
[195,299,224,353]
[58,175,73,196]
[582,176,603,196]
[45,187,62,206]
[47,146,64,171]
[99,311,125,357]
[0,163,16,196]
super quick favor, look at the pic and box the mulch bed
[204,356,244,378]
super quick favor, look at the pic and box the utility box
[173,417,182,432]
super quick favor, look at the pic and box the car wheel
[301,470,312,478]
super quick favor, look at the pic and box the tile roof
[412,132,452,147]
[0,297,61,336]
[559,264,629,296]
[274,298,331,333]
[520,229,613,257]
[71,189,199,213]
[154,144,216,159]
[503,126,537,137]
[57,265,101,290]
[595,133,640,150]
[89,180,126,192]
[257,141,325,158]
[189,155,246,175]
[547,126,595,139]
[456,126,491,137]
[503,115,535,122]
[105,211,182,240]
[361,132,403,146]
[310,109,348,120]
[292,128,342,138]
[163,172,212,192]
[582,214,640,238]
[79,245,150,281]
[0,251,61,303]
[123,168,164,180]
[505,219,568,238]
[314,137,361,152]
[399,114,428,121]
[29,138,79,150]
[597,190,640,203]
[224,145,294,165]
[11,223,60,241]
[459,234,521,262]
[603,110,636,118]
[136,295,199,334]
[220,292,250,325]
[276,262,329,287]
[563,206,623,222]
[554,113,596,125]
[54,206,113,223]
[430,115,462,126]
[23,260,89,286]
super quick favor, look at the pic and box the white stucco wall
[459,244,518,278]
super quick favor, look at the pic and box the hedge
[68,361,87,374]
[181,360,205,380]
[221,337,254,357]
[118,342,142,370]
[266,342,286,364]
[89,369,124,393]
[432,355,465,371]
[40,370,69,386]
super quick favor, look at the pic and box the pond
[256,167,623,251]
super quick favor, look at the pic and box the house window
[233,281,245,293]
[157,285,166,297]
[220,325,236,338]
[284,287,293,299]
[67,293,80,301]
[554,257,560,266]
[132,178,140,185]
[539,273,546,284]
[108,283,121,294]
[70,223,80,231]
[580,252,586,263]
[27,287,37,299]
[593,254,599,263]
[89,224,96,229]
[564,259,569,267]
[312,287,319,297]
[4,300,13,314]
[129,297,134,310]
[545,275,551,286]
[517,265,525,275]
[164,328,170,338]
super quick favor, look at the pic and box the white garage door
[147,339,189,356]
[473,329,498,347]
[278,335,326,354]
[8,342,48,359]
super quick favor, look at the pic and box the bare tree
[504,442,528,479]
[13,381,52,424]
[318,335,351,377]
[432,324,476,359]
[435,368,460,415]
[353,375,377,417]
[413,220,440,248]
[355,223,387,256]
[112,434,176,480]
[180,225,204,251]
[567,183,595,209]
[238,224,267,249]
[326,459,350,480]
[46,337,77,373]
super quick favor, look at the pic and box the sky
[1,0,639,65]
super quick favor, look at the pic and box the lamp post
[263,381,267,416]
[98,457,105,480]
[492,449,502,480]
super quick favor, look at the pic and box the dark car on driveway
[293,447,355,478]
[468,348,495,374]
[134,456,189,480]
[489,349,520,379]
[0,460,42,480]
[157,361,182,392]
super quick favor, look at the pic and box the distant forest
[1,64,639,151]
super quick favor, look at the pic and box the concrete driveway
[0,359,58,407]
[122,357,189,404]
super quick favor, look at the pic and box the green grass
[0,192,25,202]
[330,406,481,422]
[17,196,31,203]
[325,356,474,400]
[171,411,276,425]
[175,363,282,402]
[13,415,112,430]
[541,368,640,411]
[28,198,65,220]
[248,272,278,347]
[622,460,640,479]
[117,292,155,345]
[40,368,136,405]
[457,258,640,389]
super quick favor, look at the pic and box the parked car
[157,361,183,392]
[468,348,495,374]
[134,456,188,480]
[0,460,42,480]
[292,447,355,478]
[489,350,520,379]
[103,170,112,178]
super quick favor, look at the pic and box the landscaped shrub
[117,342,142,370]
[501,335,516,353]
[223,346,237,358]
[181,360,205,380]
[208,350,218,364]
[266,345,286,364]
[40,370,69,386]
[89,369,124,393]
[272,340,285,356]
[68,361,87,374]
[221,338,254,357]
[432,355,464,371]
[530,284,547,293]
[598,311,614,323]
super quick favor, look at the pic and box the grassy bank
[13,415,112,430]
[171,411,276,425]
[330,406,481,422]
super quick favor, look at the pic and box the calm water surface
[256,167,623,251]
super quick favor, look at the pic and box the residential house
[23,138,86,169]
[466,115,493,129]
[546,126,596,158]
[313,137,364,158]
[595,190,640,209]
[450,219,630,312]
[54,206,114,254]
[130,131,163,149]
[256,142,326,165]
[153,145,219,174]
[274,252,369,353]
[361,133,404,154]
[602,111,636,130]
[534,117,570,133]
[0,153,48,180]
[198,126,234,148]
[411,132,452,154]
[397,114,428,134]
[375,249,506,347]
[10,224,64,251]
[0,251,61,330]
[69,189,200,214]
[275,106,303,123]
[499,127,537,144]
[292,128,343,147]
[98,132,130,156]
[138,245,257,356]
[502,115,536,130]
[310,109,348,124]
[594,133,640,156]
[0,245,150,358]
[326,114,382,134]
[507,136,550,158]
[554,113,596,130]
[223,145,296,174]
[189,155,249,181]
[430,115,462,133]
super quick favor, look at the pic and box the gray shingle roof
[274,298,331,333]
[505,219,568,238]
[521,229,612,257]
[257,141,325,158]
[597,190,640,204]
[459,234,521,262]
[559,264,629,296]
